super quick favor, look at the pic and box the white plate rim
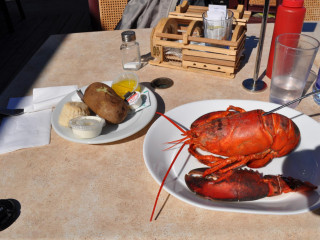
[143,99,320,215]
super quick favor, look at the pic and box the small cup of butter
[124,91,142,110]
[69,116,106,139]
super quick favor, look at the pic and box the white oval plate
[143,100,320,215]
[52,84,157,144]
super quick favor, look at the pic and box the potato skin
[83,82,128,124]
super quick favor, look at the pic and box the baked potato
[83,82,128,124]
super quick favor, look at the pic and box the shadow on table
[0,199,21,232]
[0,35,68,107]
[239,36,259,70]
[241,22,318,73]
[302,22,318,33]
[282,146,320,216]
[303,69,318,96]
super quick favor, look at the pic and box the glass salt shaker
[120,31,141,71]
[313,68,320,105]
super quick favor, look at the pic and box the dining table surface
[1,21,320,239]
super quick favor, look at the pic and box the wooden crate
[168,2,251,25]
[149,2,251,79]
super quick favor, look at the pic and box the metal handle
[263,89,320,116]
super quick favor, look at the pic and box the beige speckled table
[1,22,320,239]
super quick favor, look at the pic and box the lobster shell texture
[172,105,300,178]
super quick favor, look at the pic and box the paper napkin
[0,109,52,154]
[0,85,77,154]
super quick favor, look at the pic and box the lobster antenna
[156,112,187,134]
[150,142,187,222]
[163,136,189,151]
[167,136,189,144]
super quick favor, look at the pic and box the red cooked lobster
[185,168,316,201]
[150,106,316,221]
[160,105,301,177]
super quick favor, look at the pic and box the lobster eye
[190,131,200,138]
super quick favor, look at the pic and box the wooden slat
[169,3,251,23]
[155,32,240,48]
[169,12,206,18]
[149,61,183,70]
[187,5,208,12]
[182,63,235,78]
[183,60,235,73]
[154,39,238,55]
[234,28,246,47]
[186,43,237,55]
[182,49,237,61]
[188,36,238,47]
[182,55,236,67]
[175,0,189,13]
[155,32,183,40]
[149,60,235,79]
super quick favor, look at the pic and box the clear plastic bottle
[120,31,141,71]
[313,68,320,105]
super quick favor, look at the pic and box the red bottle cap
[282,0,304,7]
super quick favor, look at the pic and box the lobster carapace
[159,105,300,178]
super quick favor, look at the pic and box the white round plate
[143,99,320,215]
[52,84,157,144]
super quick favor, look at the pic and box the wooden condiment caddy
[149,2,251,78]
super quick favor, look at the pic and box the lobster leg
[201,152,269,181]
[246,151,277,168]
[205,150,277,174]
[226,105,246,113]
[189,144,276,179]
[185,168,317,201]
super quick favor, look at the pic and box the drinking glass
[269,33,319,108]
[202,10,234,41]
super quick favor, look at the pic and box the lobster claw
[185,168,317,202]
[265,175,318,196]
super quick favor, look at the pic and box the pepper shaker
[120,31,141,71]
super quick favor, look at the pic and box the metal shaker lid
[121,31,136,42]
